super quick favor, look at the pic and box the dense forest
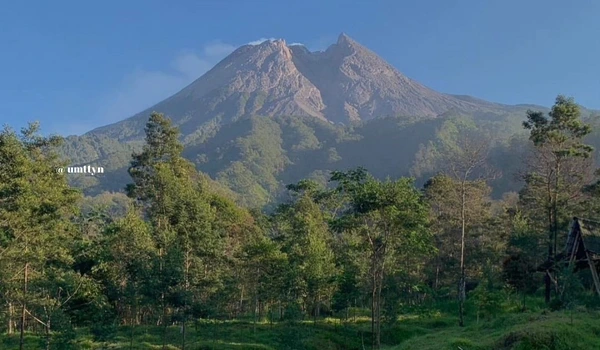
[2,95,600,349]
[58,101,600,211]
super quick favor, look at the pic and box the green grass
[386,309,600,350]
[2,319,373,350]
[3,307,600,349]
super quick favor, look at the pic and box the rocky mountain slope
[85,33,527,142]
[58,33,599,206]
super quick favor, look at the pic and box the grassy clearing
[2,319,372,350]
[386,309,600,350]
[2,307,600,349]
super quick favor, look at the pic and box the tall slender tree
[0,123,80,349]
[126,112,236,349]
[272,181,338,320]
[521,95,594,303]
[413,117,496,326]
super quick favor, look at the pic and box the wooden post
[585,251,600,298]
[19,262,29,350]
[568,235,579,267]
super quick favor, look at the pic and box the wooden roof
[565,218,600,260]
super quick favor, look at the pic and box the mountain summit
[62,33,569,201]
[89,33,512,140]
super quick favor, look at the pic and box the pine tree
[521,95,594,303]
[0,123,80,349]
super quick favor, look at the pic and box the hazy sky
[1,0,599,135]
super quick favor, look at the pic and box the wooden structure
[562,217,600,297]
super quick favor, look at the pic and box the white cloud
[289,42,304,46]
[89,36,332,133]
[95,42,236,126]
[247,37,276,45]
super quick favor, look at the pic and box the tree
[422,175,492,301]
[0,123,81,349]
[503,208,542,312]
[521,95,594,303]
[127,113,200,347]
[413,117,496,326]
[240,234,287,326]
[330,168,431,349]
[126,112,246,349]
[271,180,338,321]
[94,207,155,348]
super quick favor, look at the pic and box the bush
[282,301,303,321]
[471,281,503,321]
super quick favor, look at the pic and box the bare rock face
[89,33,514,140]
[290,33,509,122]
[176,39,326,120]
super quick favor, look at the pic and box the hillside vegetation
[2,96,600,350]
[61,105,599,207]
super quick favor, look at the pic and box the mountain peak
[262,38,286,46]
[332,32,365,55]
[88,33,512,140]
[337,32,361,48]
[337,32,352,44]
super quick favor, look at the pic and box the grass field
[2,306,600,349]
[388,310,600,350]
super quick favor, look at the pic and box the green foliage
[330,168,432,348]
[0,122,84,348]
[60,109,542,207]
[393,310,600,350]
[4,104,600,349]
[523,95,593,158]
[520,95,596,303]
[470,275,503,322]
[271,180,338,320]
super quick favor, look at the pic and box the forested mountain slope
[57,33,600,207]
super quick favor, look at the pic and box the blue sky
[1,0,599,136]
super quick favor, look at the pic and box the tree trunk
[19,262,29,350]
[545,175,554,304]
[553,161,560,259]
[157,218,168,350]
[548,161,561,302]
[371,257,376,350]
[130,295,136,350]
[316,295,320,319]
[181,320,186,350]
[130,321,134,349]
[313,297,317,325]
[44,318,51,350]
[239,286,244,318]
[253,294,257,334]
[8,302,14,334]
[458,182,466,327]
[435,265,440,290]
[346,305,349,321]
[182,247,190,350]
[544,272,551,304]
[376,269,382,349]
[162,299,167,350]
